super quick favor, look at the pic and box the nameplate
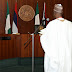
[0,37,11,40]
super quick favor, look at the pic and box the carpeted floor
[0,57,44,72]
[0,65,44,72]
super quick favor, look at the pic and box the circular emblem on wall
[18,5,35,21]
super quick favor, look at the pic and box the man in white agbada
[40,4,72,72]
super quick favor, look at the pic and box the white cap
[54,4,63,13]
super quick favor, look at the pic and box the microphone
[28,32,31,34]
[46,18,49,21]
[42,18,49,22]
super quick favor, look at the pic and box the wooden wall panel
[5,40,9,59]
[0,34,21,60]
[21,34,32,57]
[1,40,5,59]
[0,40,2,60]
[15,35,21,57]
[66,0,72,21]
[21,34,27,57]
[1,0,6,34]
[13,35,17,58]
[28,34,32,57]
[34,35,38,57]
[37,36,44,57]
[8,39,13,58]
[0,0,3,34]
[8,35,13,58]
[0,35,3,59]
[0,0,72,34]
[34,35,44,57]
[21,34,44,57]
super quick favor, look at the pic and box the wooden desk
[0,34,44,60]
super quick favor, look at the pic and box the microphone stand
[32,33,34,72]
[24,24,42,72]
[24,24,43,72]
[24,18,49,72]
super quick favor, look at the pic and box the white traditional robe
[40,18,72,72]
